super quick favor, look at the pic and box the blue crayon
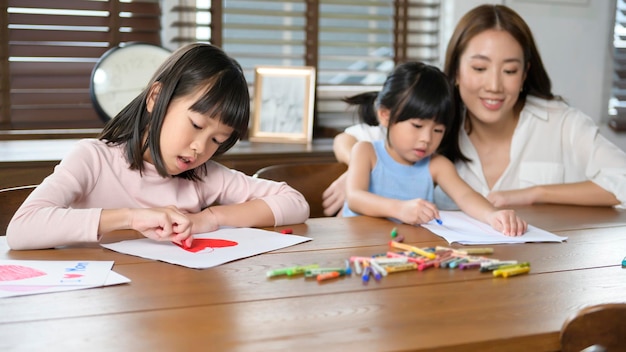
[361,266,371,283]
[435,218,443,225]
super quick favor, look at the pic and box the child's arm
[430,155,527,236]
[345,142,440,224]
[99,206,193,247]
[189,162,310,233]
[186,199,275,234]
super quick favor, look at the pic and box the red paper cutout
[174,238,238,253]
[0,265,47,281]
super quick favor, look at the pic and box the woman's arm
[487,181,620,207]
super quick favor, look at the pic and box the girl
[7,43,309,250]
[342,62,526,236]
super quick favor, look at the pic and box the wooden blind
[167,0,441,136]
[610,0,626,131]
[0,0,161,131]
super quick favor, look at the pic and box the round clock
[90,42,171,121]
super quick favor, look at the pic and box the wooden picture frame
[250,66,316,144]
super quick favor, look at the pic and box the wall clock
[90,42,171,121]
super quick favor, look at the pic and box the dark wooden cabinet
[0,139,336,189]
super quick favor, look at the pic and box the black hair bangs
[395,67,454,128]
[191,69,250,155]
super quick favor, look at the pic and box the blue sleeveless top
[342,140,434,219]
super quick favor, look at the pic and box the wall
[440,0,615,123]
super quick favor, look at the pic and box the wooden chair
[560,303,626,352]
[0,185,37,236]
[253,162,347,218]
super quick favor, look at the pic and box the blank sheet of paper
[421,211,567,245]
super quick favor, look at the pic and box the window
[1,0,441,137]
[0,0,161,133]
[610,0,626,131]
[168,0,442,136]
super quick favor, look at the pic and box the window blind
[610,0,626,131]
[166,0,441,136]
[0,0,161,131]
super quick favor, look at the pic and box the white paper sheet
[421,211,567,245]
[0,257,130,299]
[0,260,114,286]
[101,227,313,269]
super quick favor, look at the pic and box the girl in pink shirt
[7,43,309,250]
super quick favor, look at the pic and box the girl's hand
[129,206,193,246]
[397,199,441,226]
[486,210,527,236]
[185,207,220,234]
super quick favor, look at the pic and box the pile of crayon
[265,231,530,283]
[266,263,352,282]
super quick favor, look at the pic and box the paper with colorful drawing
[0,240,131,298]
[101,227,312,269]
[421,211,567,245]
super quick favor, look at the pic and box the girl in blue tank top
[342,62,527,237]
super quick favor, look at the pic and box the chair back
[0,185,37,236]
[253,162,347,218]
[560,303,626,352]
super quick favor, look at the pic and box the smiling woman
[437,4,626,209]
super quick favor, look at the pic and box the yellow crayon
[493,265,531,278]
[385,262,418,273]
[459,247,494,255]
[389,241,436,259]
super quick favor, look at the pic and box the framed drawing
[250,66,316,144]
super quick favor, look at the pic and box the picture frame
[249,66,316,144]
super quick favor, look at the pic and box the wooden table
[2,205,626,351]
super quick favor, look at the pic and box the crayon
[266,264,319,278]
[369,259,388,277]
[459,247,494,255]
[361,266,371,283]
[304,267,348,278]
[317,271,343,282]
[389,241,436,259]
[385,262,418,273]
[495,266,531,278]
[493,263,531,277]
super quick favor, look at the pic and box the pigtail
[342,91,380,126]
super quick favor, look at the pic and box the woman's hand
[485,209,527,236]
[322,172,348,216]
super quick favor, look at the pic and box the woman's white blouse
[453,96,626,206]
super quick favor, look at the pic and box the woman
[441,4,626,207]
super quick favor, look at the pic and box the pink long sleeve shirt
[7,139,309,250]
